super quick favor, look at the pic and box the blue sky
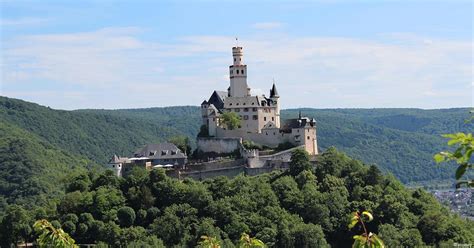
[1,0,472,110]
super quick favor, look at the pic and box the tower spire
[270,81,279,98]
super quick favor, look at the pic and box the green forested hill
[0,97,192,163]
[0,96,471,184]
[0,121,94,211]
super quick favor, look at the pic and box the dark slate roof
[270,83,279,98]
[133,142,187,159]
[207,90,227,110]
[282,117,316,130]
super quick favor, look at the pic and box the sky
[1,0,472,110]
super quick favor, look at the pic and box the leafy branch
[33,219,78,248]
[349,211,384,248]
[434,132,473,188]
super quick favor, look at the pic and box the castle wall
[197,137,242,154]
[215,127,287,147]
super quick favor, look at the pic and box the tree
[34,219,78,248]
[0,204,32,247]
[434,132,473,188]
[117,207,136,227]
[289,148,311,177]
[221,112,241,130]
[198,125,210,137]
[168,135,192,155]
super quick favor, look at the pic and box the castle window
[264,117,267,121]
[266,132,268,135]
[244,115,249,120]
[251,103,255,105]
[234,58,236,62]
[252,107,257,111]
[229,103,232,105]
[272,117,274,121]
[244,108,248,112]
[235,108,240,112]
[236,70,239,74]
[274,132,276,135]
[239,58,241,61]
[307,136,310,140]
[252,115,258,120]
[241,70,244,74]
[161,151,167,155]
[243,103,246,105]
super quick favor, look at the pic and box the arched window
[241,70,244,74]
[236,70,239,74]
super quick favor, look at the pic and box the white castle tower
[229,47,250,97]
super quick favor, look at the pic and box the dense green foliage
[221,111,242,130]
[1,148,472,247]
[0,121,94,212]
[0,97,192,164]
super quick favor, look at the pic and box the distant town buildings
[432,188,473,220]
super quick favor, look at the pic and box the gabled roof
[207,91,227,110]
[282,117,316,130]
[133,142,187,159]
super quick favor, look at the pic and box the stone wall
[197,137,242,154]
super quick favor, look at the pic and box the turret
[270,83,279,98]
[229,47,249,97]
[270,82,281,128]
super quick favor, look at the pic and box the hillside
[0,121,94,212]
[0,97,191,163]
[0,96,471,184]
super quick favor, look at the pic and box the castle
[199,46,318,155]
[107,45,319,178]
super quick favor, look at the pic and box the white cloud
[1,28,472,109]
[252,22,284,30]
